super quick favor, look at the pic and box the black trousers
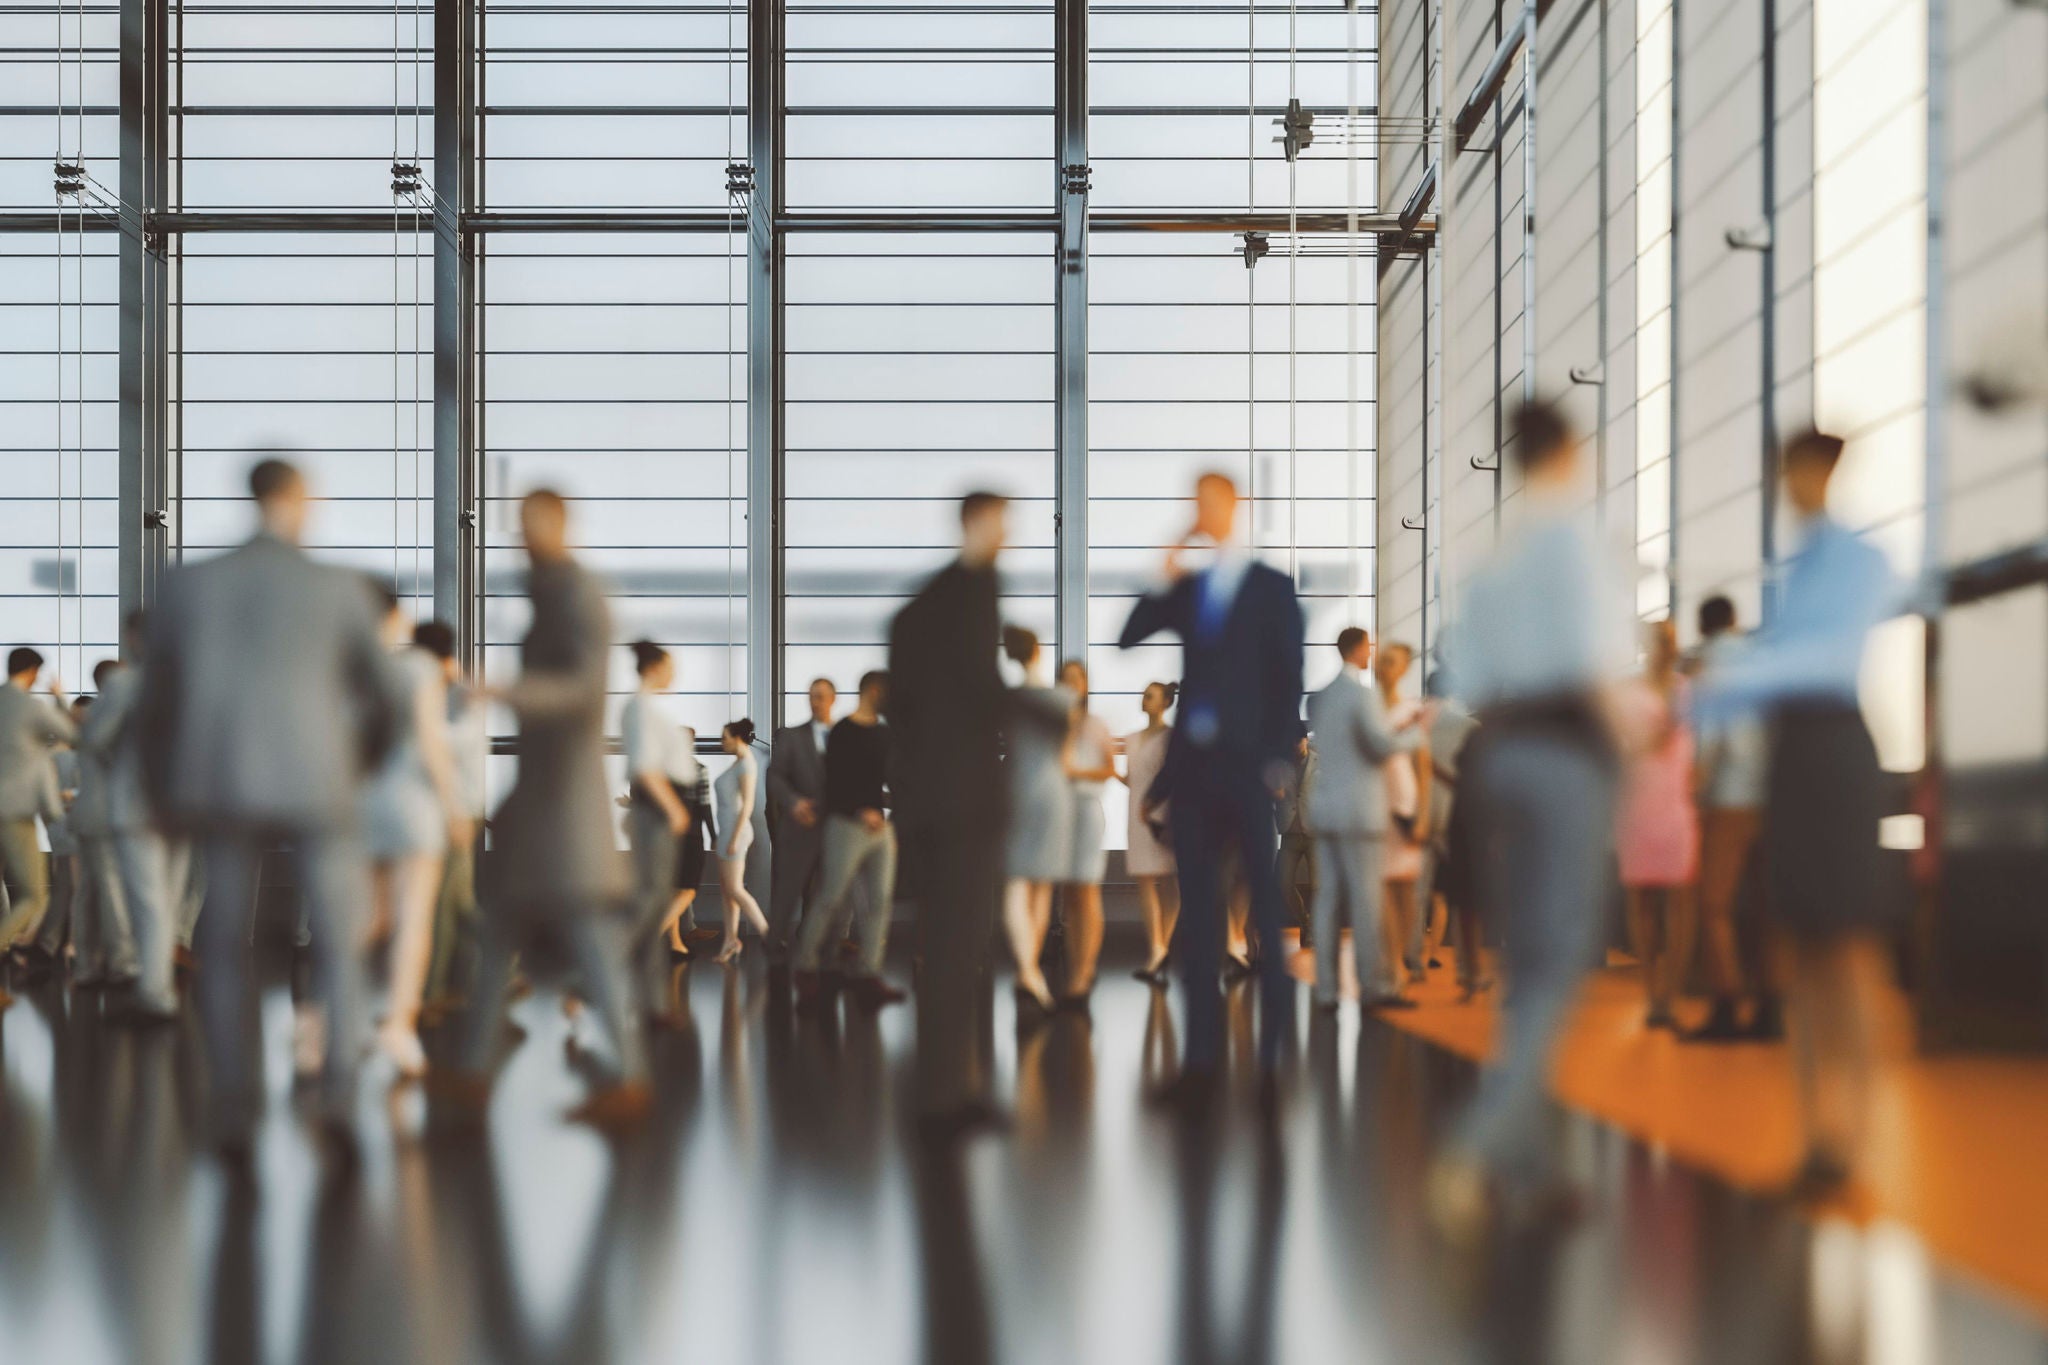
[1168,761,1291,1072]
[905,822,1002,1115]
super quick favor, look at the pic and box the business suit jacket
[140,532,399,833]
[0,684,75,820]
[80,664,156,832]
[488,557,629,906]
[885,559,1008,837]
[1118,560,1306,791]
[766,723,827,843]
[1304,671,1421,836]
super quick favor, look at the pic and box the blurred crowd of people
[0,403,1903,1235]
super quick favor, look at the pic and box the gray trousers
[793,815,896,977]
[113,826,191,1012]
[198,829,368,1140]
[460,892,647,1086]
[767,824,824,959]
[1308,833,1388,1002]
[1449,732,1613,1188]
[74,835,135,981]
[626,801,681,1012]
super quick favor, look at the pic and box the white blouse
[622,691,700,787]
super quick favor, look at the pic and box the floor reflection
[0,939,2039,1365]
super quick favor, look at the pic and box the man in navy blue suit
[1119,472,1305,1095]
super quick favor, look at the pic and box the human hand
[668,807,690,836]
[793,798,818,828]
[1163,541,1191,584]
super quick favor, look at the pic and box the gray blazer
[766,722,827,854]
[79,665,154,833]
[1303,672,1421,836]
[0,684,76,820]
[140,531,402,833]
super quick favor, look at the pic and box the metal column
[434,0,475,653]
[118,0,170,635]
[746,0,785,730]
[1054,0,1089,660]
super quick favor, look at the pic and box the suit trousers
[767,823,825,960]
[1308,834,1387,1001]
[198,829,368,1140]
[794,815,896,977]
[426,840,479,1002]
[115,827,191,1012]
[626,802,681,1012]
[1169,764,1292,1072]
[460,892,647,1086]
[33,853,75,956]
[1449,732,1612,1188]
[906,823,1001,1114]
[73,835,133,981]
[0,817,49,949]
[1276,834,1315,930]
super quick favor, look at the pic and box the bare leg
[661,889,697,953]
[715,858,765,963]
[1381,881,1415,990]
[1003,878,1052,1006]
[1135,876,1167,971]
[1784,934,1878,1174]
[1226,884,1250,965]
[379,851,445,1077]
[1060,882,1104,997]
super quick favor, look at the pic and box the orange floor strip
[1290,944,2048,1319]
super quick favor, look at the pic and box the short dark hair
[1507,399,1574,472]
[809,675,837,694]
[858,669,888,696]
[72,695,92,714]
[959,491,1008,526]
[7,646,43,677]
[1335,626,1369,659]
[413,620,457,661]
[248,457,303,502]
[1697,594,1737,637]
[1001,625,1038,666]
[92,658,119,689]
[1783,427,1845,470]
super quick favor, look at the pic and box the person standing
[1696,429,1901,1199]
[620,640,700,996]
[711,720,770,965]
[419,621,486,1019]
[791,670,903,1008]
[766,677,836,970]
[1118,472,1306,1095]
[31,706,82,964]
[1685,594,1776,1042]
[1119,681,1178,985]
[886,492,1012,1130]
[360,596,468,1076]
[1056,658,1113,1004]
[1273,735,1316,941]
[1614,618,1700,1032]
[1428,401,1632,1234]
[0,647,76,979]
[1376,640,1433,991]
[66,662,130,993]
[138,458,402,1156]
[998,628,1073,1015]
[452,489,648,1129]
[1418,686,1486,998]
[1305,627,1426,1012]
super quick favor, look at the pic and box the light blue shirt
[1697,515,1898,721]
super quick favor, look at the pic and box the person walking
[30,707,82,965]
[1304,627,1427,1012]
[138,457,403,1157]
[766,677,836,970]
[711,720,770,965]
[1118,471,1306,1098]
[419,621,486,1020]
[0,647,76,982]
[1055,658,1113,1004]
[1119,681,1178,985]
[791,670,903,1008]
[999,627,1074,1016]
[1274,734,1316,942]
[620,640,701,1001]
[1614,618,1700,1032]
[66,662,130,994]
[887,492,1013,1131]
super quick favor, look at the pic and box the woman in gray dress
[1118,680,1178,983]
[711,720,769,964]
[1000,627,1075,1014]
[1056,658,1114,1001]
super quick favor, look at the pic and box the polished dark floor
[1,935,2042,1365]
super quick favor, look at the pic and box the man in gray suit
[82,611,192,1022]
[0,646,76,975]
[1303,626,1427,1012]
[140,457,401,1156]
[765,676,835,968]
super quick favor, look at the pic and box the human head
[71,695,91,721]
[807,676,837,725]
[1141,680,1178,721]
[1781,427,1844,518]
[1375,639,1414,690]
[1697,594,1737,639]
[722,717,757,753]
[1507,399,1579,486]
[520,488,571,563]
[629,639,674,691]
[856,669,888,711]
[1193,472,1241,544]
[1058,658,1089,703]
[1001,625,1041,671]
[7,646,43,686]
[1335,626,1372,670]
[249,457,310,543]
[91,658,119,690]
[959,491,1010,567]
[414,620,459,681]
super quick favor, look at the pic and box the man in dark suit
[1119,472,1305,1091]
[766,676,836,970]
[887,492,1010,1134]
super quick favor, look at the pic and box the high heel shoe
[715,938,743,966]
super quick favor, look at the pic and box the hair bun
[629,639,666,673]
[728,717,757,746]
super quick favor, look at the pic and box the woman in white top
[362,592,467,1079]
[711,719,769,965]
[1117,680,1178,984]
[622,641,700,980]
[1057,658,1114,1001]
